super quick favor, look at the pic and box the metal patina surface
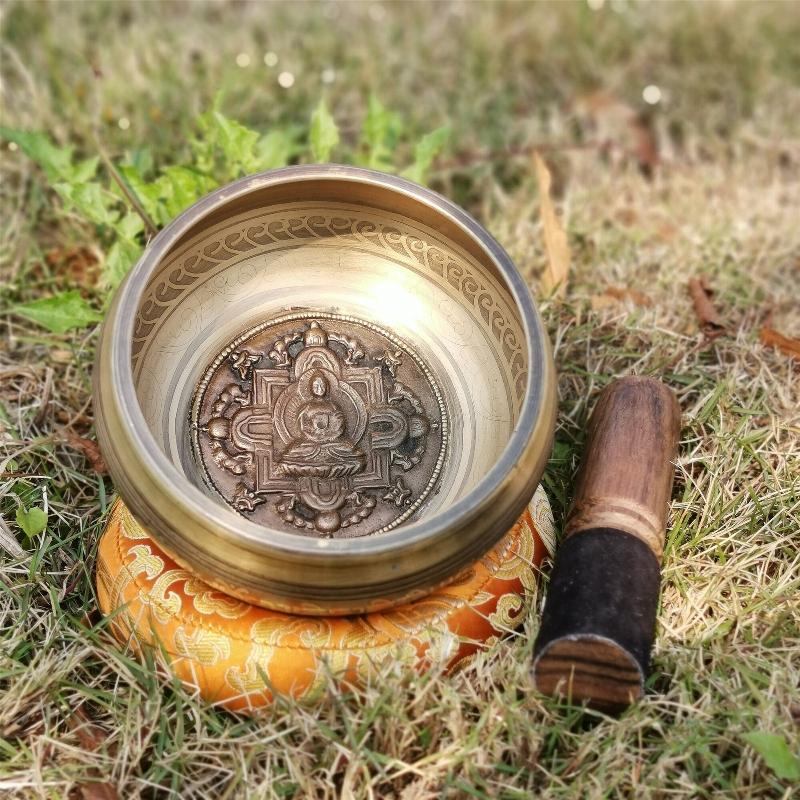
[93,165,556,614]
[192,313,447,537]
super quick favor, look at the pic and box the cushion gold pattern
[96,486,554,712]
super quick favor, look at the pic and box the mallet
[533,377,681,711]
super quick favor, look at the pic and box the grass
[1,1,799,797]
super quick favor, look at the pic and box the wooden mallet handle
[533,377,681,710]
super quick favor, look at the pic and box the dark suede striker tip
[532,528,661,709]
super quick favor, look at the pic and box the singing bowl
[94,165,556,614]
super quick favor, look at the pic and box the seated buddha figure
[278,372,366,480]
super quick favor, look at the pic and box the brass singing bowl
[94,165,556,614]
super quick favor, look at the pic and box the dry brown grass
[1,2,799,798]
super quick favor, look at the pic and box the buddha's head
[311,374,328,398]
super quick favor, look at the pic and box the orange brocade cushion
[96,486,555,712]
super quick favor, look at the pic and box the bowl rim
[95,164,554,607]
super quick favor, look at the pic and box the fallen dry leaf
[50,348,74,364]
[759,327,800,360]
[43,245,102,289]
[688,277,725,336]
[573,90,659,177]
[590,294,617,311]
[656,221,679,242]
[56,410,94,428]
[591,286,654,310]
[76,783,119,800]
[68,709,120,800]
[62,431,107,474]
[615,207,639,227]
[630,114,659,179]
[533,151,571,299]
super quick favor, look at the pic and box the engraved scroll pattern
[132,214,528,402]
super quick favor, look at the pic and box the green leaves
[3,99,451,334]
[193,108,298,180]
[118,163,212,229]
[117,163,163,222]
[15,506,48,538]
[308,95,446,179]
[160,166,210,217]
[256,129,296,170]
[742,732,800,781]
[104,237,142,292]
[309,99,340,163]
[54,182,119,227]
[99,211,143,291]
[209,110,261,175]
[0,128,143,290]
[360,95,403,171]
[0,127,98,184]
[402,126,451,185]
[12,291,103,334]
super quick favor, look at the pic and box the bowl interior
[131,185,529,538]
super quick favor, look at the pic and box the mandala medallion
[191,313,448,538]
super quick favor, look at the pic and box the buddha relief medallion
[191,313,448,538]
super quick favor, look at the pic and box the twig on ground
[0,514,26,559]
[95,140,158,239]
[33,366,53,427]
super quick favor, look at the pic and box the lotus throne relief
[192,315,447,538]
